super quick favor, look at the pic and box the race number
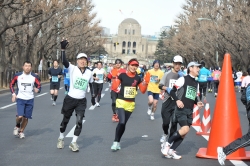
[124,87,136,98]
[52,76,59,82]
[200,75,207,81]
[169,79,177,88]
[97,74,104,80]
[65,73,70,79]
[150,75,158,83]
[185,86,196,100]
[74,77,88,91]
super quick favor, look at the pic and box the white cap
[173,55,183,63]
[187,62,201,68]
[77,53,88,59]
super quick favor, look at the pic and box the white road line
[192,126,248,166]
[105,88,109,91]
[88,93,105,110]
[0,103,16,109]
[66,120,86,137]
[60,87,63,89]
[35,92,47,97]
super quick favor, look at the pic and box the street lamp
[99,33,101,61]
[197,17,219,66]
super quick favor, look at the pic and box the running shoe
[214,93,217,97]
[13,127,20,136]
[168,149,182,159]
[147,107,152,115]
[111,142,121,151]
[52,101,56,106]
[161,142,170,156]
[95,103,100,107]
[69,142,79,152]
[217,147,226,165]
[160,134,168,143]
[150,113,155,120]
[64,91,68,95]
[19,132,25,139]
[57,138,64,149]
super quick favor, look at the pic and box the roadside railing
[0,70,49,89]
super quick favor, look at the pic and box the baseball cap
[187,62,201,68]
[77,53,88,59]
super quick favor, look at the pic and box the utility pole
[99,33,101,61]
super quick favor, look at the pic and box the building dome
[121,18,140,25]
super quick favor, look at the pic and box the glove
[93,73,96,77]
[178,71,184,77]
[166,87,172,94]
[144,72,151,84]
[61,39,69,49]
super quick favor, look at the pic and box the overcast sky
[92,0,185,35]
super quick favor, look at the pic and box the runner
[197,61,210,101]
[146,60,164,120]
[235,69,243,92]
[91,61,107,107]
[48,60,62,106]
[107,59,126,122]
[63,63,70,95]
[158,55,183,143]
[87,61,93,93]
[161,61,204,159]
[207,67,214,93]
[107,63,113,86]
[10,61,41,139]
[212,67,221,97]
[57,39,93,152]
[110,58,150,151]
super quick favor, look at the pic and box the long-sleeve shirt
[9,72,41,100]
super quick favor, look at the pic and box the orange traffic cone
[196,103,211,136]
[196,53,250,159]
[192,104,201,126]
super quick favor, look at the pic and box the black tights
[114,108,132,142]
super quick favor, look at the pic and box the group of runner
[9,39,250,164]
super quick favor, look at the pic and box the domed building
[103,18,158,64]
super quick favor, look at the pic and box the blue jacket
[198,67,211,82]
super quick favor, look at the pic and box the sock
[72,135,78,143]
[54,95,58,101]
[16,123,21,128]
[170,137,184,150]
[59,132,64,139]
[168,131,181,145]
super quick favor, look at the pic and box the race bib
[52,76,59,82]
[124,87,136,98]
[150,75,158,83]
[215,73,220,79]
[185,86,196,100]
[200,75,207,81]
[97,74,103,80]
[66,73,70,79]
[169,79,177,88]
[74,77,88,91]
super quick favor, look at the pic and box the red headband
[128,60,139,66]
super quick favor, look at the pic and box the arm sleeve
[9,74,18,94]
[32,73,41,93]
[61,51,69,68]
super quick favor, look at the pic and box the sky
[92,0,185,35]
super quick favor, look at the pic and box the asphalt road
[0,82,250,166]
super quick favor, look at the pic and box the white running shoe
[214,93,217,97]
[147,108,152,115]
[160,134,168,143]
[161,142,170,156]
[168,149,182,159]
[217,147,226,165]
[13,127,20,136]
[95,103,100,107]
[150,113,155,120]
[19,132,25,139]
[52,101,56,106]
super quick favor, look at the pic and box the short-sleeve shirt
[147,69,164,93]
[49,67,62,84]
[92,68,106,84]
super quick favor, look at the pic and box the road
[0,82,249,166]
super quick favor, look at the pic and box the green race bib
[74,77,88,91]
[52,76,59,82]
[185,86,196,100]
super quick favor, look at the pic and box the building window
[128,29,130,35]
[133,50,136,54]
[128,42,131,47]
[122,49,125,54]
[125,29,127,34]
[133,42,136,48]
[127,49,130,54]
[142,45,144,52]
[122,41,126,47]
[133,30,135,35]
